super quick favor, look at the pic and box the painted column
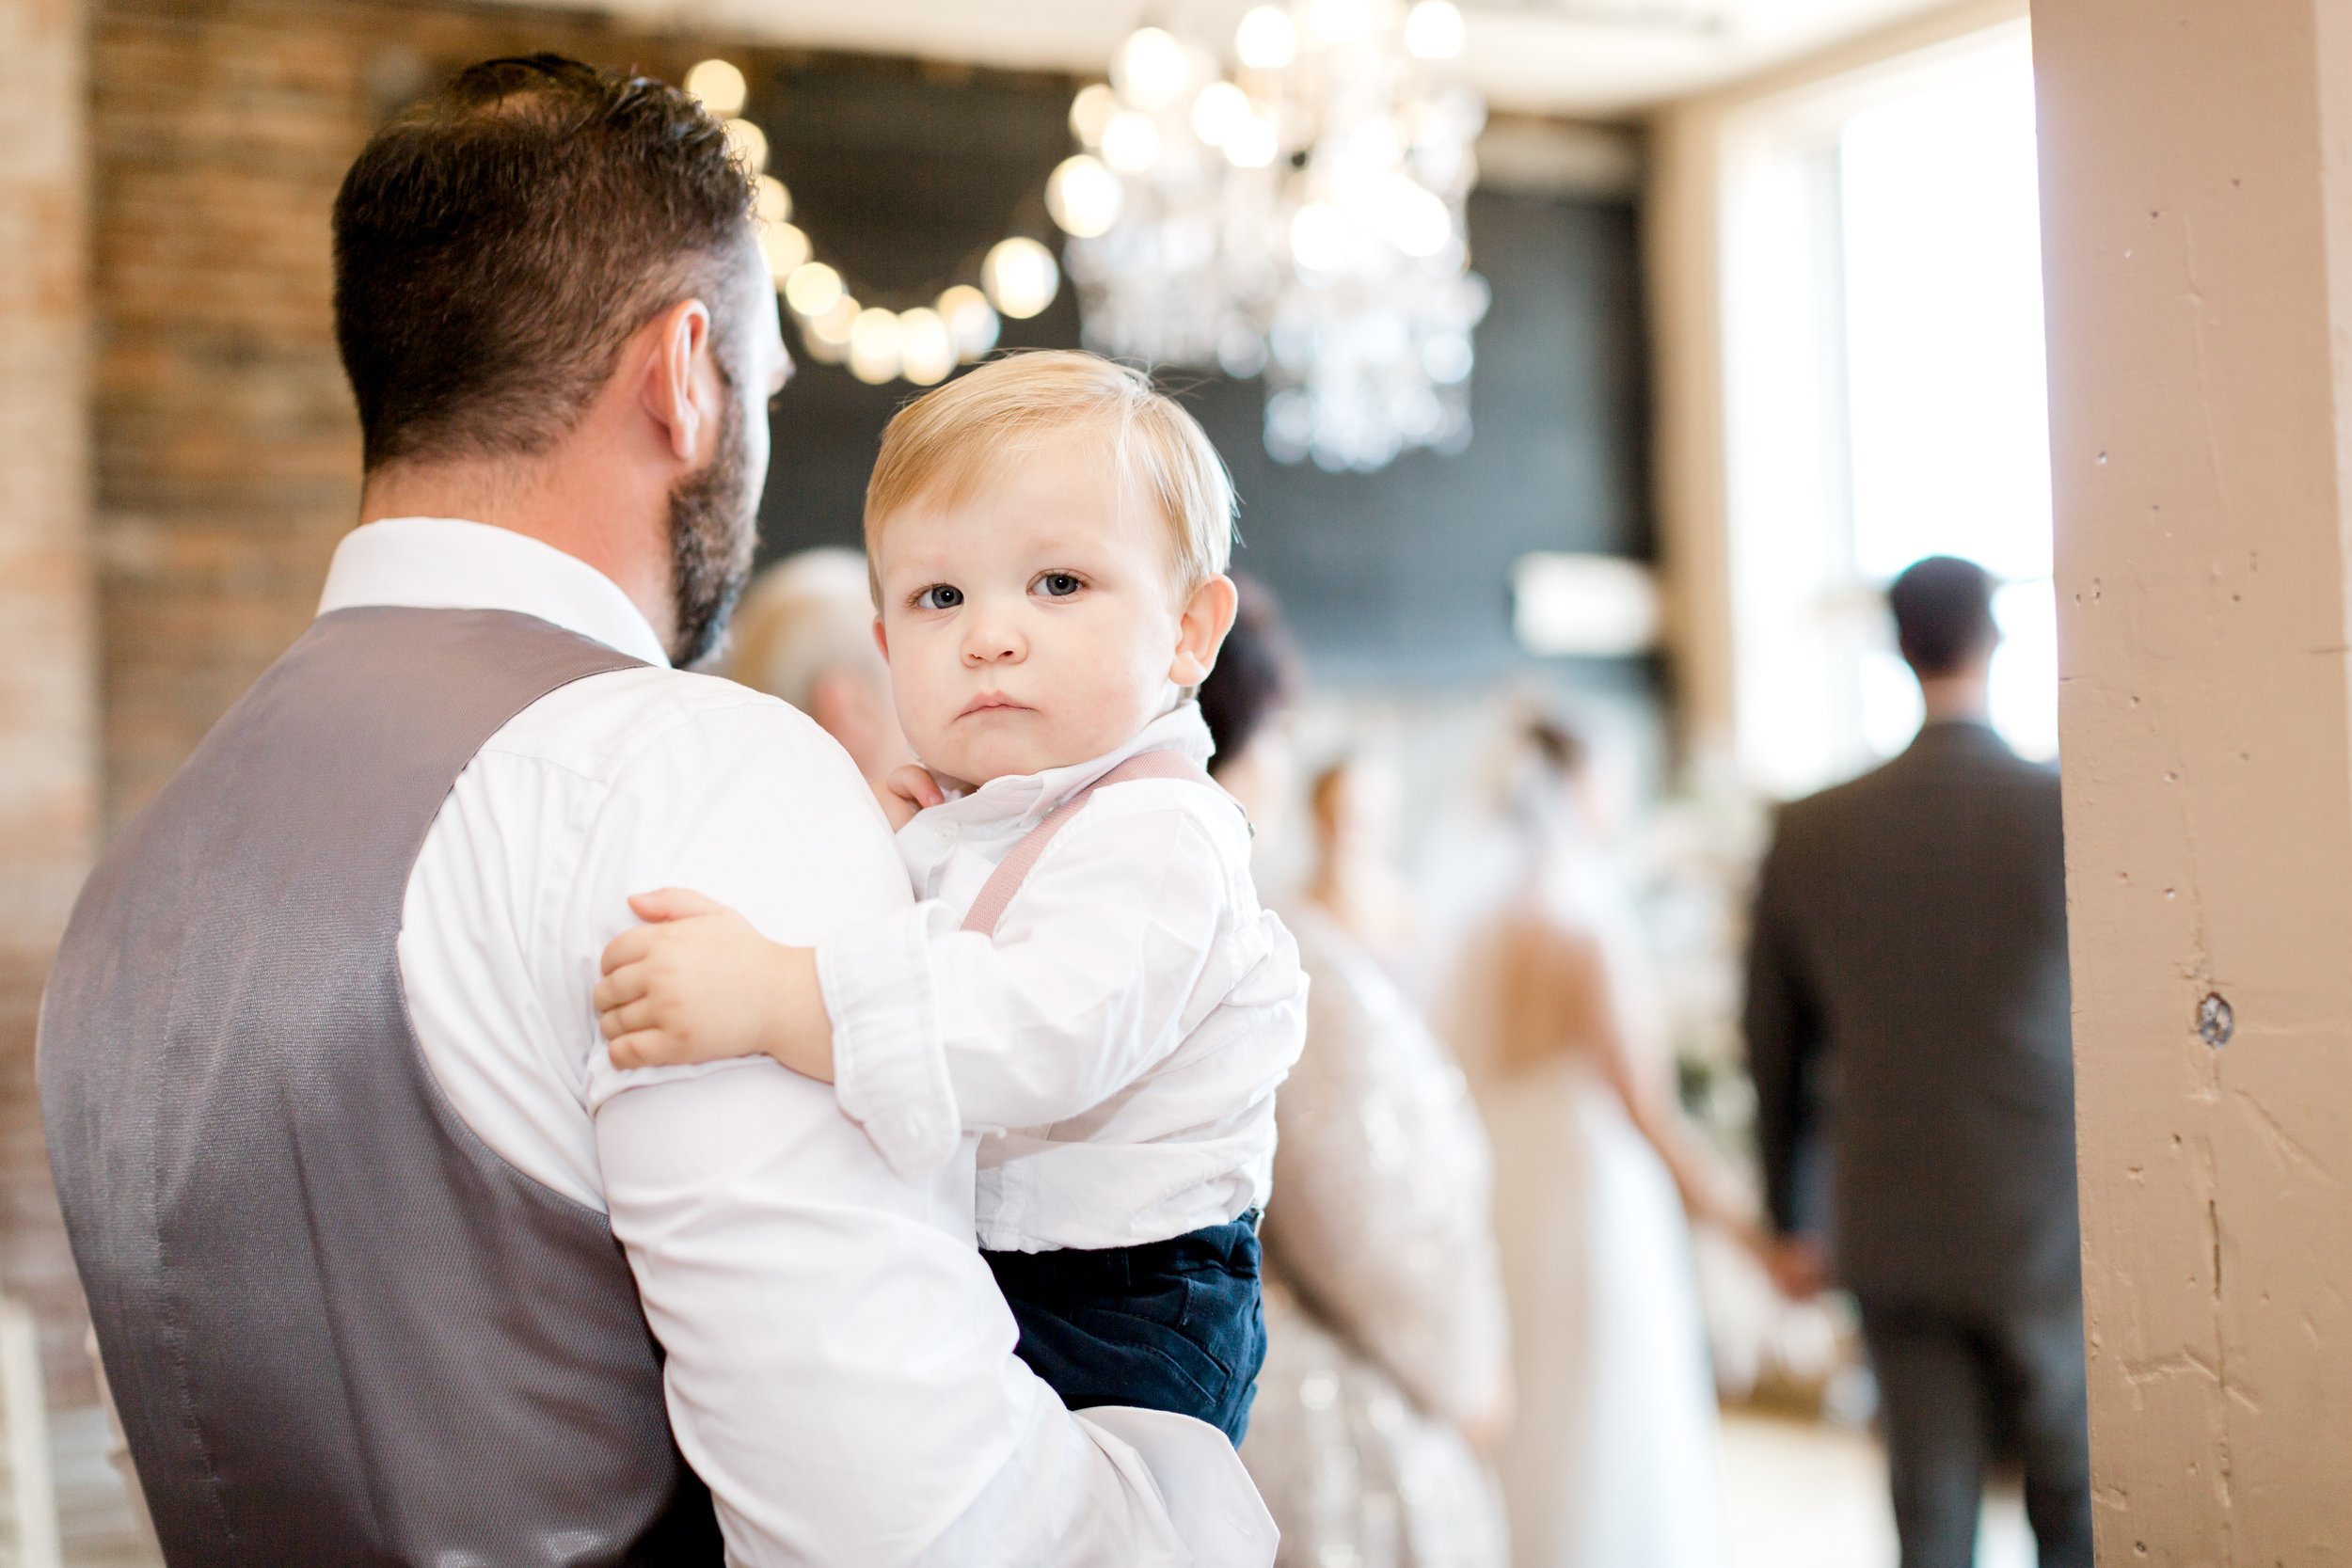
[2038,0,2352,1554]
[0,0,98,951]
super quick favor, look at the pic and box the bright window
[1842,57,2055,763]
[1717,25,2054,796]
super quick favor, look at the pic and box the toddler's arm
[818,800,1241,1178]
[596,890,836,1081]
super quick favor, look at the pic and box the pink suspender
[959,751,1222,938]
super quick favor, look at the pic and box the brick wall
[0,0,97,943]
[92,0,727,828]
[8,0,729,1404]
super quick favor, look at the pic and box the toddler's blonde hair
[865,351,1235,599]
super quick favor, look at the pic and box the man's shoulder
[1772,768,1877,838]
[479,663,843,786]
[1771,736,2060,863]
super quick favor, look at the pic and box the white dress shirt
[317,517,1274,1567]
[819,705,1308,1254]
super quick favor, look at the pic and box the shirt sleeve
[562,704,1271,1566]
[1743,811,1823,1239]
[818,796,1235,1179]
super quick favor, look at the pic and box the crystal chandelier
[1053,2,1489,471]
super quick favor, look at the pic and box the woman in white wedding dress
[1444,717,1748,1568]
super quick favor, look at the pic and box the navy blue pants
[982,1215,1266,1445]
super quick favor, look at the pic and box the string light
[783,261,844,319]
[684,58,748,117]
[758,223,812,281]
[937,285,1002,361]
[754,175,791,226]
[1070,83,1120,147]
[803,295,859,364]
[983,238,1061,320]
[849,307,905,385]
[723,119,769,175]
[1046,156,1123,239]
[898,308,957,386]
[689,59,1044,384]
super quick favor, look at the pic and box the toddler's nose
[961,619,1024,665]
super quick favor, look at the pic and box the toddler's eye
[915,584,964,610]
[1034,572,1085,598]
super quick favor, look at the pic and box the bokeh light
[1047,155,1123,239]
[723,119,770,175]
[783,261,844,318]
[937,284,1001,361]
[982,238,1060,320]
[684,58,747,118]
[1404,1,1467,62]
[898,308,956,386]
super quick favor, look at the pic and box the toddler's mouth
[958,694,1032,719]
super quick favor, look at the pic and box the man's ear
[1168,574,1240,688]
[640,296,717,465]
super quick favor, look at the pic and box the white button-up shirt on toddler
[818,702,1309,1254]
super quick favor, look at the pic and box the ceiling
[544,0,1969,117]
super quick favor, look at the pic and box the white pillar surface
[2038,0,2352,1556]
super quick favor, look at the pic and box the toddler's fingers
[601,997,662,1039]
[602,926,657,974]
[607,1030,674,1071]
[628,887,727,924]
[887,766,945,808]
[592,963,648,1013]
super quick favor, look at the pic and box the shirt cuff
[1077,1407,1277,1566]
[818,901,963,1179]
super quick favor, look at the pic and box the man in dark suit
[1744,556,2090,1568]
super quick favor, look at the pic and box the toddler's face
[872,431,1226,788]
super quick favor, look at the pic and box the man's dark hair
[333,55,755,470]
[1200,575,1302,775]
[1888,555,1999,676]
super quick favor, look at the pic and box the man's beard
[667,391,758,668]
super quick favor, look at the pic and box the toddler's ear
[1168,574,1240,687]
[870,615,889,661]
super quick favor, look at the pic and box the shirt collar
[315,516,672,669]
[923,702,1217,831]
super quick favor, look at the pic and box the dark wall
[749,54,1652,690]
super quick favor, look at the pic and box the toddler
[593,351,1306,1444]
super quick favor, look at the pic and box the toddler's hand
[596,889,834,1080]
[873,765,946,831]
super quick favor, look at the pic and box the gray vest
[40,606,724,1567]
